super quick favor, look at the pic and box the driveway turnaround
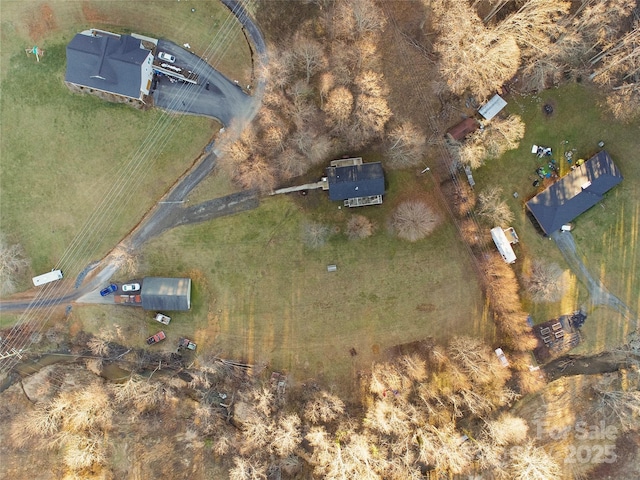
[152,39,252,125]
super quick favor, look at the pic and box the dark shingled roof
[526,150,622,235]
[65,33,149,99]
[141,277,192,311]
[325,162,385,201]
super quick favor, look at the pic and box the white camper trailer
[32,270,63,286]
[490,227,517,264]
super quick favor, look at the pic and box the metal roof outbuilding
[478,94,507,120]
[141,277,192,311]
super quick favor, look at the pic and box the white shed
[479,94,507,120]
[491,227,516,264]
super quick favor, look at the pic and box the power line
[1,0,259,372]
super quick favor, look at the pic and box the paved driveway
[152,40,252,125]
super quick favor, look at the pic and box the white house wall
[140,52,154,96]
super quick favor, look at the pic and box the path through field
[552,230,637,321]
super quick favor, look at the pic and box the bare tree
[318,71,335,107]
[508,442,562,480]
[110,374,161,413]
[302,222,331,248]
[290,128,333,166]
[604,85,640,122]
[433,0,520,100]
[346,215,375,240]
[266,49,295,91]
[353,94,392,139]
[366,399,412,437]
[87,337,110,357]
[386,122,426,169]
[524,260,569,302]
[484,414,529,446]
[392,200,441,242]
[271,413,302,457]
[292,35,326,84]
[323,86,354,127]
[229,456,268,480]
[457,138,488,170]
[355,70,387,97]
[236,155,277,194]
[484,114,526,159]
[495,0,570,61]
[448,336,509,387]
[417,423,474,474]
[0,233,29,295]
[477,186,514,226]
[277,148,307,180]
[460,218,488,248]
[334,0,386,39]
[455,115,525,169]
[593,374,640,431]
[304,391,346,424]
[220,127,256,178]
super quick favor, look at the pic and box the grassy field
[472,83,640,352]
[0,1,251,289]
[127,168,491,399]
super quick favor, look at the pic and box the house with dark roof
[65,30,155,107]
[526,150,623,235]
[140,277,192,311]
[324,158,385,207]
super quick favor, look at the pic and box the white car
[158,51,175,63]
[122,283,140,292]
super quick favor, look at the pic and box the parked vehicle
[32,269,63,286]
[154,313,171,325]
[158,51,175,63]
[494,348,509,367]
[122,283,140,292]
[147,331,166,345]
[177,338,197,351]
[100,283,118,297]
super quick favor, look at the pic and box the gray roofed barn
[478,94,507,120]
[65,30,154,105]
[141,277,192,311]
[526,150,623,235]
[325,162,385,202]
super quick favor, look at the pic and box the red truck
[146,331,166,345]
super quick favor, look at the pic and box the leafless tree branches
[391,200,441,242]
[524,260,569,302]
[386,122,426,169]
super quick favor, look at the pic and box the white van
[32,269,63,286]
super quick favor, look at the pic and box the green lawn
[473,83,640,352]
[0,1,251,290]
[133,169,491,399]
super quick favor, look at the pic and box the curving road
[0,0,267,313]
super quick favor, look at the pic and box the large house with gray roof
[65,29,155,107]
[526,150,623,235]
